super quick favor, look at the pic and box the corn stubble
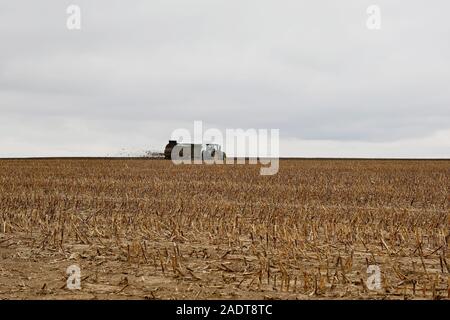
[0,159,448,299]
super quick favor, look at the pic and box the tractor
[202,143,226,161]
[164,140,226,161]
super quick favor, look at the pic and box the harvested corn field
[0,159,449,300]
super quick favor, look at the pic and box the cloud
[281,129,450,158]
[0,0,449,157]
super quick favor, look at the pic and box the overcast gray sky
[1,0,449,157]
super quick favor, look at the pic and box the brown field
[0,159,449,300]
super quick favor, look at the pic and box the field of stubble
[0,159,449,300]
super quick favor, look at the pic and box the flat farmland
[0,159,448,299]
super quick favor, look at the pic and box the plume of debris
[108,148,164,158]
